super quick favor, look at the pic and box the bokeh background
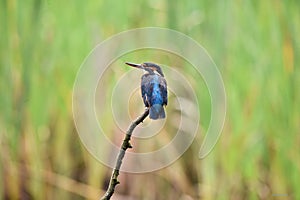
[1,0,299,199]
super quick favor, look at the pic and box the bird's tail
[149,104,165,120]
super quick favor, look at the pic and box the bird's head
[126,62,164,77]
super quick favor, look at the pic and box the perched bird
[126,62,168,120]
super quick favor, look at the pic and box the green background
[1,0,299,199]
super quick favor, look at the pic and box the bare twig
[101,108,149,200]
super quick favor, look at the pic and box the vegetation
[0,0,299,199]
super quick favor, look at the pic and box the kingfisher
[126,62,168,120]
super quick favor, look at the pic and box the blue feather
[149,104,165,119]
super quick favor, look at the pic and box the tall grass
[0,0,299,199]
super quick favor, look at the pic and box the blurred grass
[1,0,299,199]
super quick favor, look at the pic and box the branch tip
[100,109,149,200]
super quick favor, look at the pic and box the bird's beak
[125,62,143,69]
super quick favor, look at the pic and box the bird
[125,62,168,120]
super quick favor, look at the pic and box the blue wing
[160,78,168,106]
[141,74,167,107]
